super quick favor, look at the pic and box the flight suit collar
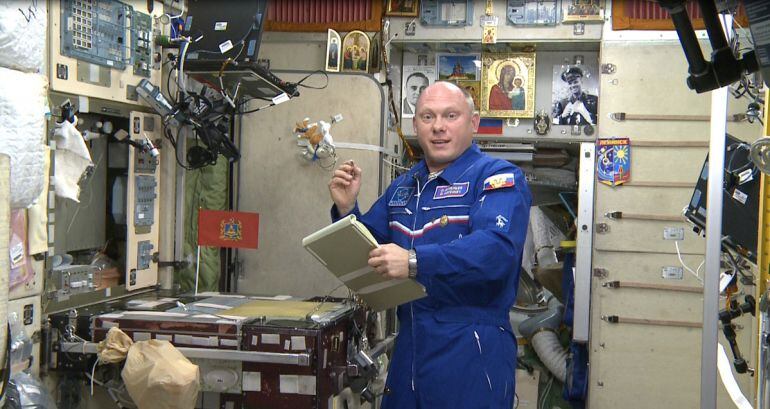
[407,143,482,185]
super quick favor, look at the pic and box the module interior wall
[589,40,760,408]
[236,73,384,297]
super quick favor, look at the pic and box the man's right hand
[329,160,362,215]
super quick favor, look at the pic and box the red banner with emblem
[198,209,259,249]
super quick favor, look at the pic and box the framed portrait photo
[551,64,599,126]
[562,0,604,23]
[386,0,420,17]
[437,53,481,81]
[402,65,436,119]
[325,29,341,72]
[341,30,370,73]
[480,53,536,118]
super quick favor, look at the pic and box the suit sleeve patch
[483,173,515,191]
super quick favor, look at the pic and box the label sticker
[434,182,469,199]
[219,40,234,53]
[733,189,748,205]
[214,22,228,31]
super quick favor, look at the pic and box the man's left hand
[368,244,409,280]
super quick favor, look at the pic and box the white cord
[177,40,190,94]
[90,358,99,396]
[165,0,185,19]
[675,240,704,285]
[66,147,104,235]
[382,157,410,172]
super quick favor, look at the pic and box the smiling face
[567,75,583,96]
[413,82,480,172]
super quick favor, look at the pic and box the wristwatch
[408,249,418,279]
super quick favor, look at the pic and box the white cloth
[0,1,46,73]
[0,67,48,208]
[54,117,92,202]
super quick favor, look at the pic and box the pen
[345,160,356,176]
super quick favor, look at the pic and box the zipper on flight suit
[408,173,436,392]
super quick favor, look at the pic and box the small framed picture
[341,30,370,73]
[551,64,599,126]
[563,0,604,23]
[402,65,436,119]
[386,0,420,17]
[480,53,537,118]
[325,29,341,72]
[437,53,481,81]
[453,80,481,111]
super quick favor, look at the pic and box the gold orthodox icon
[480,53,536,118]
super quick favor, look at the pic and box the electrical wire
[382,157,411,172]
[674,240,704,285]
[294,70,330,90]
[165,0,184,19]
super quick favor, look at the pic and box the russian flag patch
[483,173,515,191]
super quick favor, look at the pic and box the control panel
[134,175,157,230]
[50,0,163,106]
[126,112,161,290]
[50,265,97,301]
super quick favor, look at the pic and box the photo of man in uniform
[552,66,598,125]
[402,72,430,117]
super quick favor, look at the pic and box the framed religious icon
[341,30,370,73]
[551,64,599,126]
[402,65,436,119]
[325,29,341,72]
[562,0,604,23]
[437,53,480,81]
[454,80,481,111]
[480,53,536,118]
[386,0,420,17]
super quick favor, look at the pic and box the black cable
[0,324,11,401]
[163,125,194,170]
[166,65,179,104]
[295,70,330,90]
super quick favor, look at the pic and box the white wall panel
[237,73,384,297]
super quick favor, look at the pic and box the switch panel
[133,175,157,229]
[126,112,161,290]
[137,240,154,270]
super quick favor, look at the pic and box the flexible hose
[518,298,567,383]
[530,330,568,383]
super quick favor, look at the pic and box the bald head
[416,81,476,114]
[412,80,481,172]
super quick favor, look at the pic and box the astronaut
[329,82,531,408]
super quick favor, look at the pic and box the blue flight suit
[332,143,531,408]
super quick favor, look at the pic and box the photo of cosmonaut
[551,64,599,126]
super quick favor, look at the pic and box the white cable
[382,157,410,172]
[90,358,99,396]
[675,240,704,285]
[166,0,185,19]
[177,40,189,94]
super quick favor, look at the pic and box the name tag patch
[389,187,415,207]
[483,173,515,191]
[433,182,470,199]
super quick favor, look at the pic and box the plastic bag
[121,339,200,409]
